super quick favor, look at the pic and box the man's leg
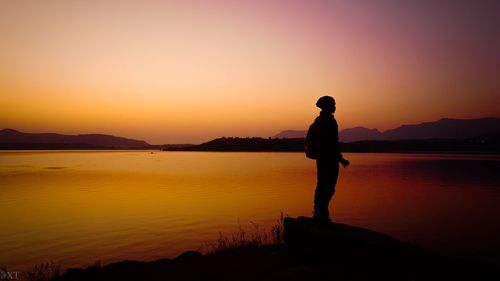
[324,162,339,219]
[314,159,339,221]
[313,183,329,220]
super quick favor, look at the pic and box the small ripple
[44,166,66,170]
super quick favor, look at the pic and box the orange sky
[1,1,499,144]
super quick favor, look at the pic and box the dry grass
[27,214,286,280]
[206,213,285,254]
[27,262,60,281]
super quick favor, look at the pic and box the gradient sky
[1,0,499,144]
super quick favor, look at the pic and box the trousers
[313,158,339,220]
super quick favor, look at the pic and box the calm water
[1,151,500,273]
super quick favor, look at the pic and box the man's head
[316,96,336,113]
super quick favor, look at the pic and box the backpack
[305,121,319,159]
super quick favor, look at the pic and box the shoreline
[1,149,500,155]
[48,217,499,281]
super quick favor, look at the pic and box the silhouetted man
[305,96,349,222]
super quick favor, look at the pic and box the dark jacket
[305,111,342,161]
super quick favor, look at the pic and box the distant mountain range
[274,118,500,142]
[0,129,192,150]
[2,117,499,151]
[165,117,500,153]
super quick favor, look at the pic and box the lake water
[1,151,500,273]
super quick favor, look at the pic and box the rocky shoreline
[51,217,499,281]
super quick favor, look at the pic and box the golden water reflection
[1,151,499,271]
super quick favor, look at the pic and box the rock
[283,216,421,256]
[173,251,202,262]
[282,216,500,280]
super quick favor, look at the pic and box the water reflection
[0,151,499,271]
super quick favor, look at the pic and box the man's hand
[340,158,350,168]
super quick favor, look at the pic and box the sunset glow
[1,1,499,143]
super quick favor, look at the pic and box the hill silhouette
[274,117,500,142]
[163,135,500,153]
[383,118,500,139]
[0,129,193,150]
[166,137,304,152]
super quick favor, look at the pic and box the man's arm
[335,119,349,168]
